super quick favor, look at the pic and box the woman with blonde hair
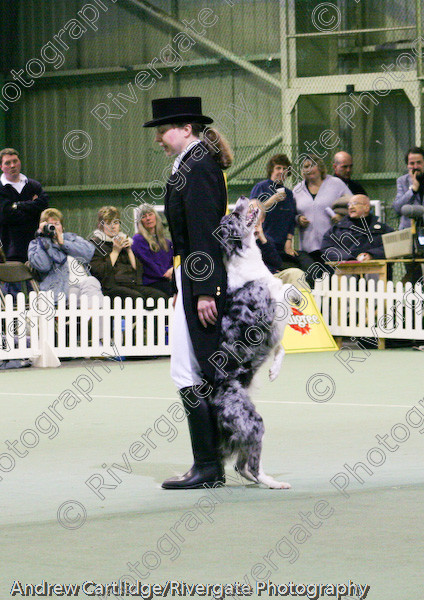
[131,204,174,298]
[293,154,352,284]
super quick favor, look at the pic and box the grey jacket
[393,173,423,229]
[28,232,95,300]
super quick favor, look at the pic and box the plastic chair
[0,262,40,307]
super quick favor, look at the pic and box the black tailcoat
[164,142,227,384]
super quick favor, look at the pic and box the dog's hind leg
[256,460,291,489]
[235,452,259,484]
[269,343,285,382]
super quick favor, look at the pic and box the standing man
[393,146,424,229]
[143,97,233,489]
[0,148,49,262]
[333,151,367,196]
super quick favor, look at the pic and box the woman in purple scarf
[132,203,174,298]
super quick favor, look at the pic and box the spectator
[249,199,305,287]
[249,153,298,261]
[333,151,367,195]
[293,155,352,283]
[0,148,49,262]
[28,208,103,306]
[321,195,393,261]
[89,206,167,303]
[393,146,424,229]
[132,204,174,298]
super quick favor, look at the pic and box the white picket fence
[313,275,424,340]
[1,277,424,365]
[1,291,173,363]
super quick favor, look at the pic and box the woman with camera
[28,208,104,305]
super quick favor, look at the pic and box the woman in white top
[293,155,352,284]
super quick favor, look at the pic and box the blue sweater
[250,179,296,251]
[28,232,95,300]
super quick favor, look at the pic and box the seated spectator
[393,146,424,229]
[250,153,298,263]
[333,151,367,195]
[0,148,49,262]
[293,155,352,284]
[89,206,167,303]
[28,208,104,306]
[249,199,305,287]
[132,204,173,298]
[321,195,393,261]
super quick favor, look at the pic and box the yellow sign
[282,289,338,353]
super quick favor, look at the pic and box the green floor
[1,351,423,599]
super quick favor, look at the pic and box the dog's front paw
[276,481,291,490]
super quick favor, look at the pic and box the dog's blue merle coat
[209,205,282,478]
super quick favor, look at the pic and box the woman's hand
[121,237,132,250]
[37,221,48,235]
[197,295,218,328]
[298,215,310,228]
[172,293,177,308]
[262,189,286,210]
[110,236,125,266]
[56,228,64,245]
[163,267,173,280]
[254,221,267,244]
[284,239,297,256]
[112,236,124,252]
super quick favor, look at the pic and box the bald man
[321,194,393,261]
[333,151,367,196]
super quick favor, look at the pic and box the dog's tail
[210,379,264,471]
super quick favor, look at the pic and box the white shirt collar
[1,173,28,187]
[172,140,202,174]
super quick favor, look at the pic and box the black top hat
[143,96,214,128]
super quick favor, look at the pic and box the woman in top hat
[143,96,233,489]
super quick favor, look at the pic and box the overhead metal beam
[117,0,281,90]
[288,25,415,38]
[289,71,418,95]
[16,54,281,86]
[226,133,283,181]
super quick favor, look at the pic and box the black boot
[162,386,225,489]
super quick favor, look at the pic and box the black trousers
[295,250,334,288]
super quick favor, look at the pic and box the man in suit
[393,146,424,230]
[321,195,393,261]
[0,147,49,262]
[144,97,232,490]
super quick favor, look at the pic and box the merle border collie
[209,196,296,489]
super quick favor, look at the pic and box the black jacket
[256,238,284,273]
[321,214,393,260]
[165,142,228,384]
[0,178,49,261]
[89,234,144,295]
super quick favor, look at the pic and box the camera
[37,223,56,238]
